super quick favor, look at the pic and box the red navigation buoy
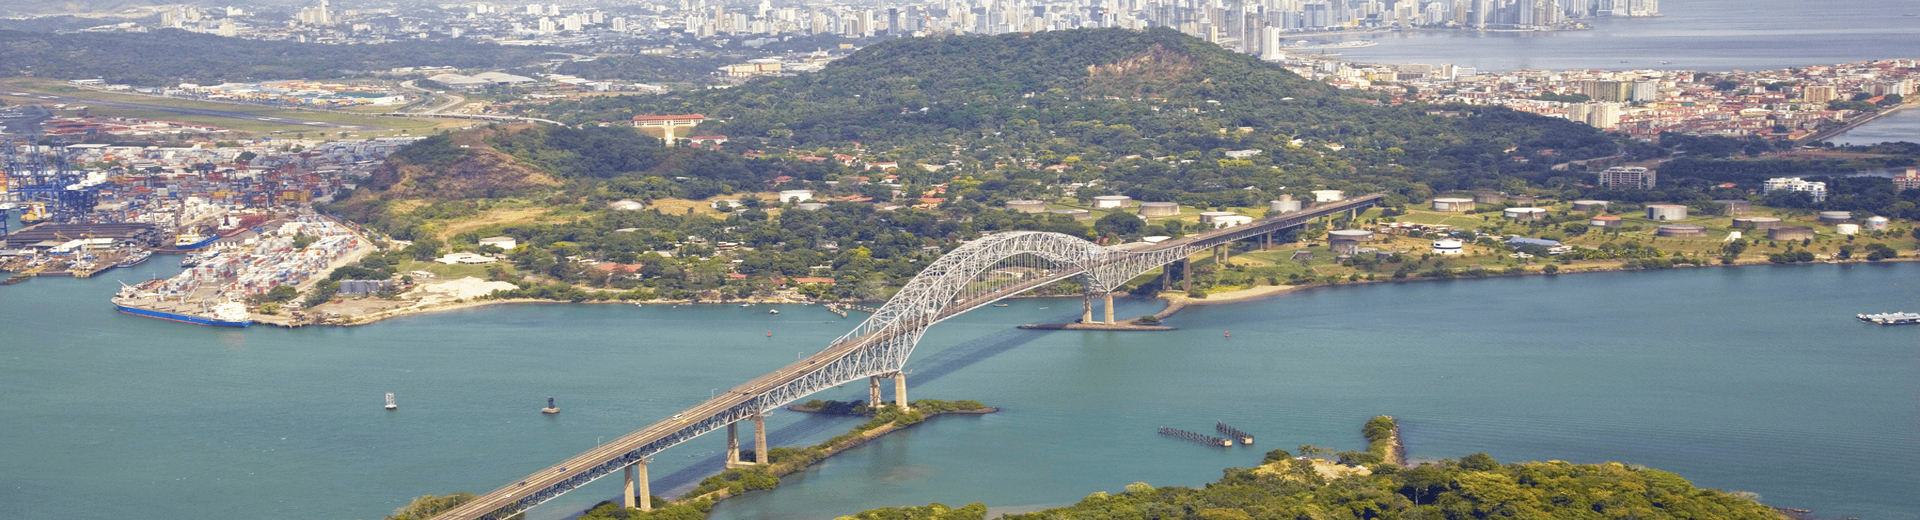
[767,331,773,337]
[1224,331,1231,338]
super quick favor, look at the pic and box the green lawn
[395,259,506,280]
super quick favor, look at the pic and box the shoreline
[264,253,1920,328]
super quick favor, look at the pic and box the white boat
[768,309,779,314]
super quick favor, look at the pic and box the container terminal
[111,214,371,327]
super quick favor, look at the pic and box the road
[398,80,467,115]
[0,89,365,130]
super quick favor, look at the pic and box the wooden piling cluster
[1216,421,1255,445]
[1158,427,1233,447]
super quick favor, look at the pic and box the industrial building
[1764,177,1827,202]
[1598,166,1657,189]
[1835,223,1860,235]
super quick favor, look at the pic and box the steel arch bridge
[427,194,1381,520]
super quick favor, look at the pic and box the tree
[405,238,444,261]
[1093,212,1144,236]
[1459,452,1500,471]
[265,284,299,303]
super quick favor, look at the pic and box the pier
[1159,427,1233,447]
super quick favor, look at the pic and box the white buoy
[385,393,398,410]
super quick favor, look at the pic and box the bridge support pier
[869,376,882,407]
[1103,293,1115,324]
[893,372,910,411]
[623,460,651,511]
[1081,296,1093,323]
[725,422,741,467]
[1183,258,1192,293]
[753,413,769,465]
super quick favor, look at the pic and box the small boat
[634,303,644,307]
[993,303,1009,307]
[115,249,152,268]
[740,303,753,307]
[768,309,779,314]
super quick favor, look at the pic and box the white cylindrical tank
[1270,196,1303,213]
[1198,211,1238,223]
[1311,190,1344,202]
[1571,200,1609,212]
[1863,216,1890,231]
[1818,211,1853,223]
[1328,229,1374,242]
[1836,223,1860,235]
[1092,195,1132,208]
[1503,207,1547,220]
[1006,200,1048,213]
[1432,239,1463,255]
[1646,204,1688,221]
[1431,198,1474,211]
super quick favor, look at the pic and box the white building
[1432,239,1463,255]
[479,236,517,250]
[1764,177,1827,202]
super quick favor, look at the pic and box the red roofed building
[790,277,834,284]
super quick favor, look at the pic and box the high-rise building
[1802,85,1838,104]
[611,16,627,31]
[1598,166,1655,189]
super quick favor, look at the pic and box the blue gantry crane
[3,137,106,225]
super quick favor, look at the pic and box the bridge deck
[428,195,1381,520]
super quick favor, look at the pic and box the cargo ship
[1857,312,1920,325]
[173,231,218,251]
[113,281,251,327]
[113,300,252,327]
[114,249,152,268]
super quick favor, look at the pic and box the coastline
[278,253,1920,328]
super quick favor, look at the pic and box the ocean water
[1319,0,1920,72]
[1,261,1916,520]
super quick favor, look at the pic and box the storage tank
[1767,226,1816,240]
[1431,198,1475,212]
[1589,215,1623,227]
[1138,201,1180,217]
[1571,200,1610,212]
[1656,224,1708,237]
[1714,199,1751,215]
[1473,192,1505,204]
[1646,204,1688,221]
[795,202,828,211]
[1269,196,1303,213]
[1864,216,1891,231]
[1328,229,1374,242]
[1818,211,1853,223]
[1432,239,1464,255]
[1503,207,1548,220]
[1731,216,1782,229]
[1311,190,1344,202]
[1092,195,1133,208]
[1197,211,1239,223]
[1050,209,1092,220]
[1005,200,1048,213]
[1510,194,1538,205]
[778,189,815,202]
[1835,223,1860,235]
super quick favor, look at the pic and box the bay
[1316,0,1920,72]
[1831,107,1920,147]
[1,260,1915,520]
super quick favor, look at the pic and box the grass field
[394,259,503,280]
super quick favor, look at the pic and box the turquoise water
[2,261,1916,520]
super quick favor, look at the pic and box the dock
[1215,421,1254,445]
[1857,312,1920,325]
[1158,427,1233,447]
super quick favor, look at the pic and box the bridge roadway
[427,194,1383,520]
